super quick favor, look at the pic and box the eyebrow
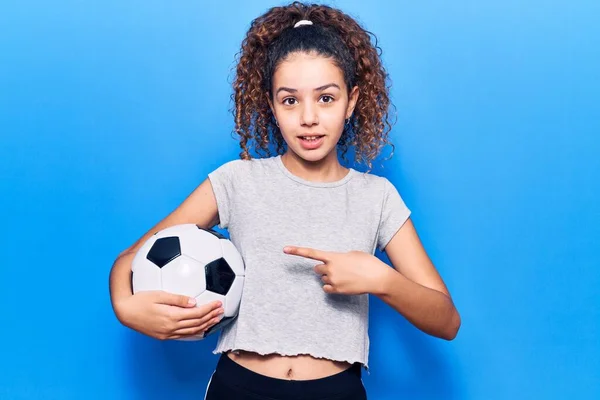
[275,83,341,95]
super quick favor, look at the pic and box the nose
[299,102,319,127]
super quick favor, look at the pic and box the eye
[282,98,297,106]
[320,95,334,103]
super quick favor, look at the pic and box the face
[268,51,359,164]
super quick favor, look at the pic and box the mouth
[298,135,325,142]
[297,135,326,150]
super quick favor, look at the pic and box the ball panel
[223,276,244,317]
[132,234,158,266]
[195,290,226,310]
[205,258,236,295]
[147,236,181,268]
[161,254,207,298]
[178,228,222,265]
[131,260,161,293]
[220,239,245,276]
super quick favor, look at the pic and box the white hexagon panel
[161,254,207,298]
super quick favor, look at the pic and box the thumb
[157,291,196,307]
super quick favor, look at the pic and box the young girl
[109,2,460,399]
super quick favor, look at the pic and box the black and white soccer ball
[131,223,245,340]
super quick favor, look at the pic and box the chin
[293,148,332,163]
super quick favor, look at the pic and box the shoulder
[351,169,392,193]
[351,170,407,209]
[213,157,249,170]
[208,155,277,179]
[212,155,269,169]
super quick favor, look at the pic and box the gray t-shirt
[207,154,411,370]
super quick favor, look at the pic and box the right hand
[115,290,225,340]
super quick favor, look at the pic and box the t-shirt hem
[212,345,369,371]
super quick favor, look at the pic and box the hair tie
[294,20,313,28]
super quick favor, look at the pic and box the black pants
[204,353,368,400]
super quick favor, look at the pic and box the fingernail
[283,247,291,252]
[215,301,222,307]
[188,298,196,305]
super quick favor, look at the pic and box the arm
[109,178,223,338]
[109,251,138,324]
[374,218,461,340]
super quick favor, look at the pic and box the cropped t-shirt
[207,155,411,370]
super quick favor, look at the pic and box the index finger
[283,246,329,262]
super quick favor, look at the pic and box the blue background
[1,1,598,399]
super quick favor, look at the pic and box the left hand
[283,246,389,295]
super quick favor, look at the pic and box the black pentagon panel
[146,236,181,268]
[196,225,226,240]
[204,316,236,337]
[205,258,236,295]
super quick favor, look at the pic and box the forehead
[273,51,345,90]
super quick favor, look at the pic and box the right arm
[109,178,224,340]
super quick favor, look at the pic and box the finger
[171,315,223,337]
[176,308,224,328]
[168,327,206,339]
[174,304,224,321]
[314,264,327,275]
[321,274,332,284]
[284,246,330,262]
[323,284,335,294]
[156,291,198,308]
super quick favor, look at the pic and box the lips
[298,135,325,150]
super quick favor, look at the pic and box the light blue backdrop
[1,1,598,399]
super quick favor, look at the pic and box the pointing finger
[283,246,330,262]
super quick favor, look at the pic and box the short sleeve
[207,160,241,229]
[376,178,412,252]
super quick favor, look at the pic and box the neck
[281,151,349,183]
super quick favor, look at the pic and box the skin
[227,51,461,380]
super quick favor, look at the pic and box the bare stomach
[226,350,352,380]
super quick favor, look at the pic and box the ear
[346,86,360,119]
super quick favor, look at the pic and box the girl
[109,2,461,399]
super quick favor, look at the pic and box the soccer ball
[131,223,245,340]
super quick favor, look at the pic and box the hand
[283,246,389,295]
[115,291,224,340]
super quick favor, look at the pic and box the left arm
[374,218,461,340]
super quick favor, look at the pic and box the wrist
[370,258,397,296]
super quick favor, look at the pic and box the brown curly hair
[231,1,395,171]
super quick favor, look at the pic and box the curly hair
[231,1,395,171]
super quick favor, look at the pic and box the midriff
[226,350,352,380]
